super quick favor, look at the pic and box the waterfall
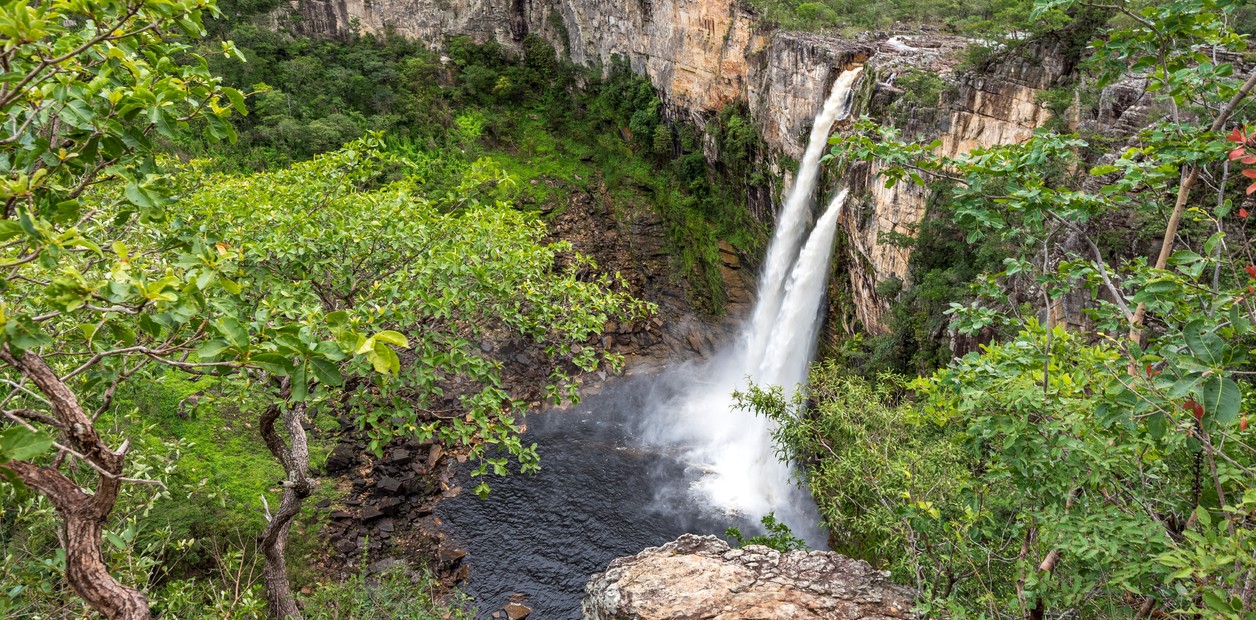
[756,189,848,390]
[645,68,862,543]
[745,67,862,363]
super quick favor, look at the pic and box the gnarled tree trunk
[258,386,314,620]
[1,348,150,619]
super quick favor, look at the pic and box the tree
[804,0,1256,616]
[0,1,252,617]
[0,2,653,618]
[171,138,650,617]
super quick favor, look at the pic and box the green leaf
[370,341,401,375]
[309,357,343,387]
[0,220,23,242]
[196,339,232,360]
[105,531,127,551]
[373,330,409,347]
[1200,376,1242,426]
[216,317,249,349]
[0,426,54,463]
[291,363,308,401]
[223,87,247,115]
[250,353,294,375]
[1184,320,1226,367]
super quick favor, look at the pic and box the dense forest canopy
[2,0,1256,618]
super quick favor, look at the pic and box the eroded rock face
[581,534,916,620]
[839,43,1068,331]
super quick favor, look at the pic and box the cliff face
[286,0,1065,332]
[286,0,858,154]
[840,45,1066,330]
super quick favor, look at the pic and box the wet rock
[582,534,915,620]
[717,241,740,269]
[504,602,531,619]
[439,546,467,566]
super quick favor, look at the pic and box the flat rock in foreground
[582,534,916,619]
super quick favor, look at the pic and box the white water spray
[757,189,848,389]
[745,67,862,361]
[645,68,862,541]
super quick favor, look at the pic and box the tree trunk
[258,394,313,620]
[1,348,151,619]
[1127,67,1256,344]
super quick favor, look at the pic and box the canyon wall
[285,0,1065,331]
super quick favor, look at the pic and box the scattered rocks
[582,534,916,620]
[375,476,402,494]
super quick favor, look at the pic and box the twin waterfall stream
[436,67,864,618]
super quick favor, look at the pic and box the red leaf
[1242,169,1256,179]
[1243,155,1256,165]
[1230,128,1246,143]
[1247,182,1256,195]
[1245,265,1256,279]
[1231,147,1248,160]
[1242,208,1250,219]
[1241,416,1248,432]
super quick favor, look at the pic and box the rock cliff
[839,42,1068,329]
[581,534,916,620]
[284,0,1068,331]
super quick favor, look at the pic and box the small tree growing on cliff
[0,1,257,617]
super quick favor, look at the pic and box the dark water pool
[434,376,772,619]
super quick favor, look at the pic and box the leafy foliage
[778,0,1256,616]
[173,136,652,489]
[725,513,809,553]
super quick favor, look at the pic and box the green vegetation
[743,0,1256,617]
[725,513,809,553]
[0,1,671,619]
[746,0,1040,34]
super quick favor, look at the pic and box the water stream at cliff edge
[436,67,863,618]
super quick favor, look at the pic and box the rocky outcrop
[541,178,751,374]
[582,534,916,620]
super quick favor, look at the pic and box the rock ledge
[582,534,916,619]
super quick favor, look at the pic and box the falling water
[437,67,865,615]
[646,68,862,539]
[757,189,849,389]
[745,67,863,361]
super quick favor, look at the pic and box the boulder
[504,602,532,619]
[324,443,357,473]
[582,534,915,620]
